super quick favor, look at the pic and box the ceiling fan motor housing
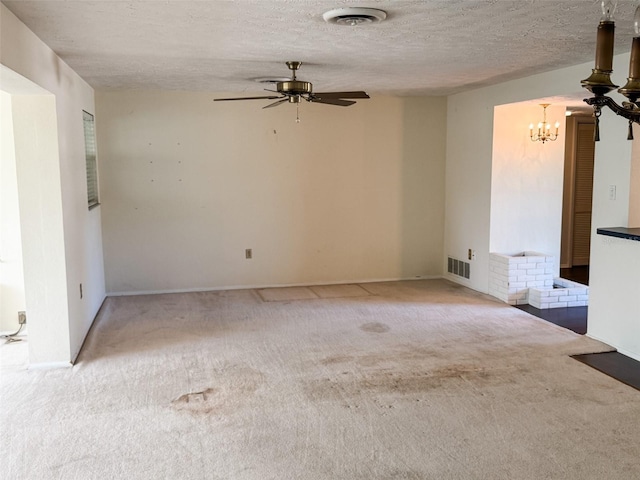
[277,80,312,95]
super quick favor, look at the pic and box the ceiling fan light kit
[581,0,640,141]
[322,7,387,26]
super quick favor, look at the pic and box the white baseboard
[28,361,72,370]
[106,275,443,297]
[586,332,640,362]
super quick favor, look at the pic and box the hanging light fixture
[530,104,560,144]
[581,1,640,141]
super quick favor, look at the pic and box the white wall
[586,115,637,359]
[629,132,640,226]
[96,92,446,293]
[0,91,26,332]
[490,103,566,272]
[1,5,106,364]
[11,93,71,363]
[588,237,640,361]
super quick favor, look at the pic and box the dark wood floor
[573,351,640,391]
[514,265,590,334]
[560,265,589,285]
[515,304,587,334]
[515,302,639,392]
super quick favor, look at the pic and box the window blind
[83,111,99,208]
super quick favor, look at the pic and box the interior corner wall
[444,55,629,293]
[586,113,638,359]
[489,103,566,271]
[0,91,26,332]
[628,132,640,226]
[1,5,106,364]
[96,92,446,294]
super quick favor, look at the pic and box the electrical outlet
[245,249,252,259]
[609,185,617,200]
[18,311,27,324]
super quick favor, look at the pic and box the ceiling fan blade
[263,98,289,109]
[313,91,370,99]
[214,95,283,102]
[310,97,357,107]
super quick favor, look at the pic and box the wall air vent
[448,257,470,279]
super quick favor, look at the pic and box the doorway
[560,115,595,285]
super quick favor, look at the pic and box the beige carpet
[2,279,639,479]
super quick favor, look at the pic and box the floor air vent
[448,257,470,279]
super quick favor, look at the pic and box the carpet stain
[361,364,487,394]
[321,354,355,366]
[171,364,263,416]
[305,363,489,402]
[172,388,219,414]
[318,345,446,369]
[360,322,390,333]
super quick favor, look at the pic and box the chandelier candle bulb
[581,1,619,96]
[619,5,640,103]
[624,6,640,84]
[629,37,640,79]
[596,1,616,71]
[595,20,616,72]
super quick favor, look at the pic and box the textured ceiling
[2,0,638,96]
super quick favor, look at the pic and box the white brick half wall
[489,252,589,309]
[529,278,589,309]
[489,252,554,305]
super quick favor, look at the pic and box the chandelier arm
[593,105,602,142]
[584,95,640,124]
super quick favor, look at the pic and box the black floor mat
[572,351,640,391]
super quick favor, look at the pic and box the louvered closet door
[572,122,595,266]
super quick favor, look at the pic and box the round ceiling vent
[323,7,387,26]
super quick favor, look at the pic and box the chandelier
[530,104,560,144]
[581,1,640,141]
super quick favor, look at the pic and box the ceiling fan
[214,61,370,109]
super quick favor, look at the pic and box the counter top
[596,227,640,242]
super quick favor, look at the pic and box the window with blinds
[83,111,99,208]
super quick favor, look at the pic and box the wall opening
[0,91,26,337]
[1,65,71,365]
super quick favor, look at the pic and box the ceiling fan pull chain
[296,104,300,123]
